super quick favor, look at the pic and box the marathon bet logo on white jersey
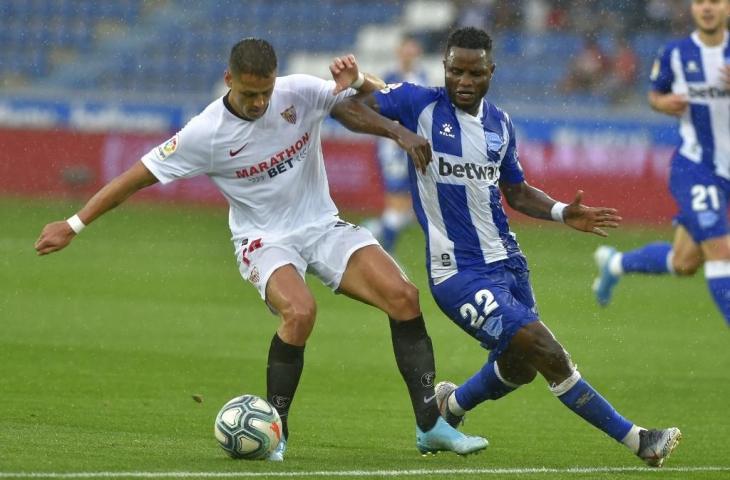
[140,74,354,241]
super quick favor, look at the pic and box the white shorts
[234,218,379,300]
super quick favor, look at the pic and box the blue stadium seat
[7,0,664,108]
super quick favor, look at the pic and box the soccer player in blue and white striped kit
[594,0,730,328]
[336,27,681,467]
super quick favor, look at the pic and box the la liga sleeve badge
[154,134,178,161]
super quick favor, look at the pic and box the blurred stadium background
[3,2,730,477]
[0,0,688,220]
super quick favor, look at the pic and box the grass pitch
[1,197,728,479]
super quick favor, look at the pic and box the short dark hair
[445,27,493,56]
[229,38,277,77]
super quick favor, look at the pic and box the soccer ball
[214,394,282,459]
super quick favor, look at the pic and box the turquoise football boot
[416,417,488,456]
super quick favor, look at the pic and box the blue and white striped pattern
[374,83,525,283]
[651,31,730,179]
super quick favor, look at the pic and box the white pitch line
[0,467,729,478]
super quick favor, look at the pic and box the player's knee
[384,279,420,319]
[280,299,317,340]
[497,349,539,385]
[505,365,538,385]
[519,327,572,379]
[534,341,570,370]
[672,256,701,276]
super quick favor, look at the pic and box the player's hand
[330,54,359,95]
[394,127,432,174]
[34,220,76,255]
[721,64,730,89]
[563,190,622,237]
[656,93,688,117]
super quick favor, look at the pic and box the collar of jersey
[690,29,729,50]
[452,97,486,121]
[223,92,265,122]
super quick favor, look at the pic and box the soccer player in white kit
[594,0,730,328]
[34,38,488,460]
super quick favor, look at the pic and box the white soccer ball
[214,394,282,459]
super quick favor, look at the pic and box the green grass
[1,197,728,479]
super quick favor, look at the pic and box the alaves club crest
[280,105,297,124]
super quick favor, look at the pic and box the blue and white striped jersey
[651,31,730,179]
[373,82,525,283]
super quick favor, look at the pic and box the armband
[66,214,86,234]
[350,72,365,90]
[550,202,567,223]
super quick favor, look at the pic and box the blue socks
[621,242,672,274]
[451,364,639,448]
[705,261,730,326]
[381,225,398,253]
[551,370,633,442]
[454,361,517,411]
[622,246,730,326]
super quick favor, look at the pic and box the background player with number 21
[34,38,488,461]
[594,0,730,329]
[336,27,681,467]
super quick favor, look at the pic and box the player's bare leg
[593,226,702,306]
[267,265,317,346]
[338,245,488,455]
[512,321,680,467]
[671,226,703,275]
[338,245,420,319]
[263,265,318,460]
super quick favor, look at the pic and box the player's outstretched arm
[648,90,688,117]
[34,160,158,255]
[501,181,621,237]
[331,95,432,173]
[329,54,386,94]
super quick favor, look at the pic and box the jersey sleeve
[649,44,674,94]
[140,114,213,184]
[372,82,420,130]
[499,115,525,184]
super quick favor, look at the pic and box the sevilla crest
[280,105,297,124]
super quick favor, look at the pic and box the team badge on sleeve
[379,83,403,94]
[154,134,178,161]
[650,60,660,81]
[280,105,297,124]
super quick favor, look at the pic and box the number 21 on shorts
[691,184,720,211]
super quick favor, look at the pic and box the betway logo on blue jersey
[438,157,499,181]
[688,86,730,99]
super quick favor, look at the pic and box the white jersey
[651,31,730,178]
[141,74,352,242]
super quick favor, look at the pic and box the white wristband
[550,202,567,223]
[350,72,365,89]
[66,214,86,234]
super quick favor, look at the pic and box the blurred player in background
[334,27,681,467]
[34,38,488,460]
[364,36,428,253]
[593,0,730,328]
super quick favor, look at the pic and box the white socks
[609,253,624,277]
[621,424,644,454]
[447,392,466,416]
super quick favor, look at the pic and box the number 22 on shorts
[459,289,499,330]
